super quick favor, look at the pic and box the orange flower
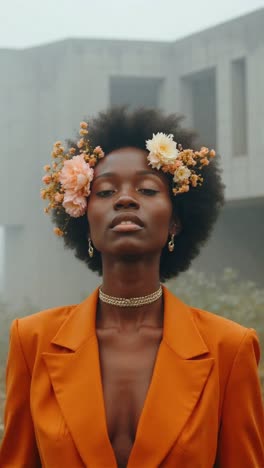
[200,147,209,156]
[40,189,47,199]
[53,227,64,237]
[161,165,172,173]
[179,184,190,193]
[190,174,199,187]
[80,121,88,129]
[79,129,88,136]
[93,146,105,159]
[52,147,64,157]
[54,192,64,203]
[88,157,97,167]
[42,175,52,185]
[51,173,60,182]
[77,139,85,149]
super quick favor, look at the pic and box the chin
[106,238,151,257]
[118,245,163,260]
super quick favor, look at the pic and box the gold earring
[168,234,175,253]
[88,238,94,258]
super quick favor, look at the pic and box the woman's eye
[96,190,115,197]
[138,188,159,196]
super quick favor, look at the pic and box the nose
[114,194,139,211]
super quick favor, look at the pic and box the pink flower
[59,154,94,196]
[62,191,87,217]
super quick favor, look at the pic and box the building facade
[1,8,264,309]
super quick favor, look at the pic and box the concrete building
[1,8,264,310]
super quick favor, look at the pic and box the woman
[0,107,263,467]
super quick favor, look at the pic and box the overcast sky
[1,0,264,49]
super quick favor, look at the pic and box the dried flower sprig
[146,133,215,195]
[41,121,104,236]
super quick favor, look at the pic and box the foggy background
[0,0,263,304]
[1,0,264,47]
[0,0,264,428]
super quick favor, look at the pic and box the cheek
[150,201,173,243]
[154,198,173,224]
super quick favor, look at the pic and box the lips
[110,214,144,232]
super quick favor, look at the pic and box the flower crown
[41,121,215,237]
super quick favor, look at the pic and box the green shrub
[167,268,264,338]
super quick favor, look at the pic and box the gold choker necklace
[99,285,162,307]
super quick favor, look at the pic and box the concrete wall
[169,8,264,200]
[1,40,170,309]
[1,9,264,310]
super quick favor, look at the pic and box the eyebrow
[93,170,161,181]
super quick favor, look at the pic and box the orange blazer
[0,286,263,467]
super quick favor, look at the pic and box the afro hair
[51,107,225,282]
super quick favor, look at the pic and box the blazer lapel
[127,287,214,468]
[42,289,117,467]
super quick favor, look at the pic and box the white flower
[146,133,179,169]
[173,166,191,183]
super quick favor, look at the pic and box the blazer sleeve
[215,328,264,467]
[0,319,41,468]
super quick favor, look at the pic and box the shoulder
[166,283,258,355]
[189,305,260,366]
[190,305,247,343]
[16,303,77,337]
[9,303,78,363]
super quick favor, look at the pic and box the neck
[97,254,163,332]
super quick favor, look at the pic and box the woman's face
[87,147,176,258]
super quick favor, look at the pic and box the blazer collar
[43,286,213,467]
[50,286,208,358]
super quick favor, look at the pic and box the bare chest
[97,329,162,468]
